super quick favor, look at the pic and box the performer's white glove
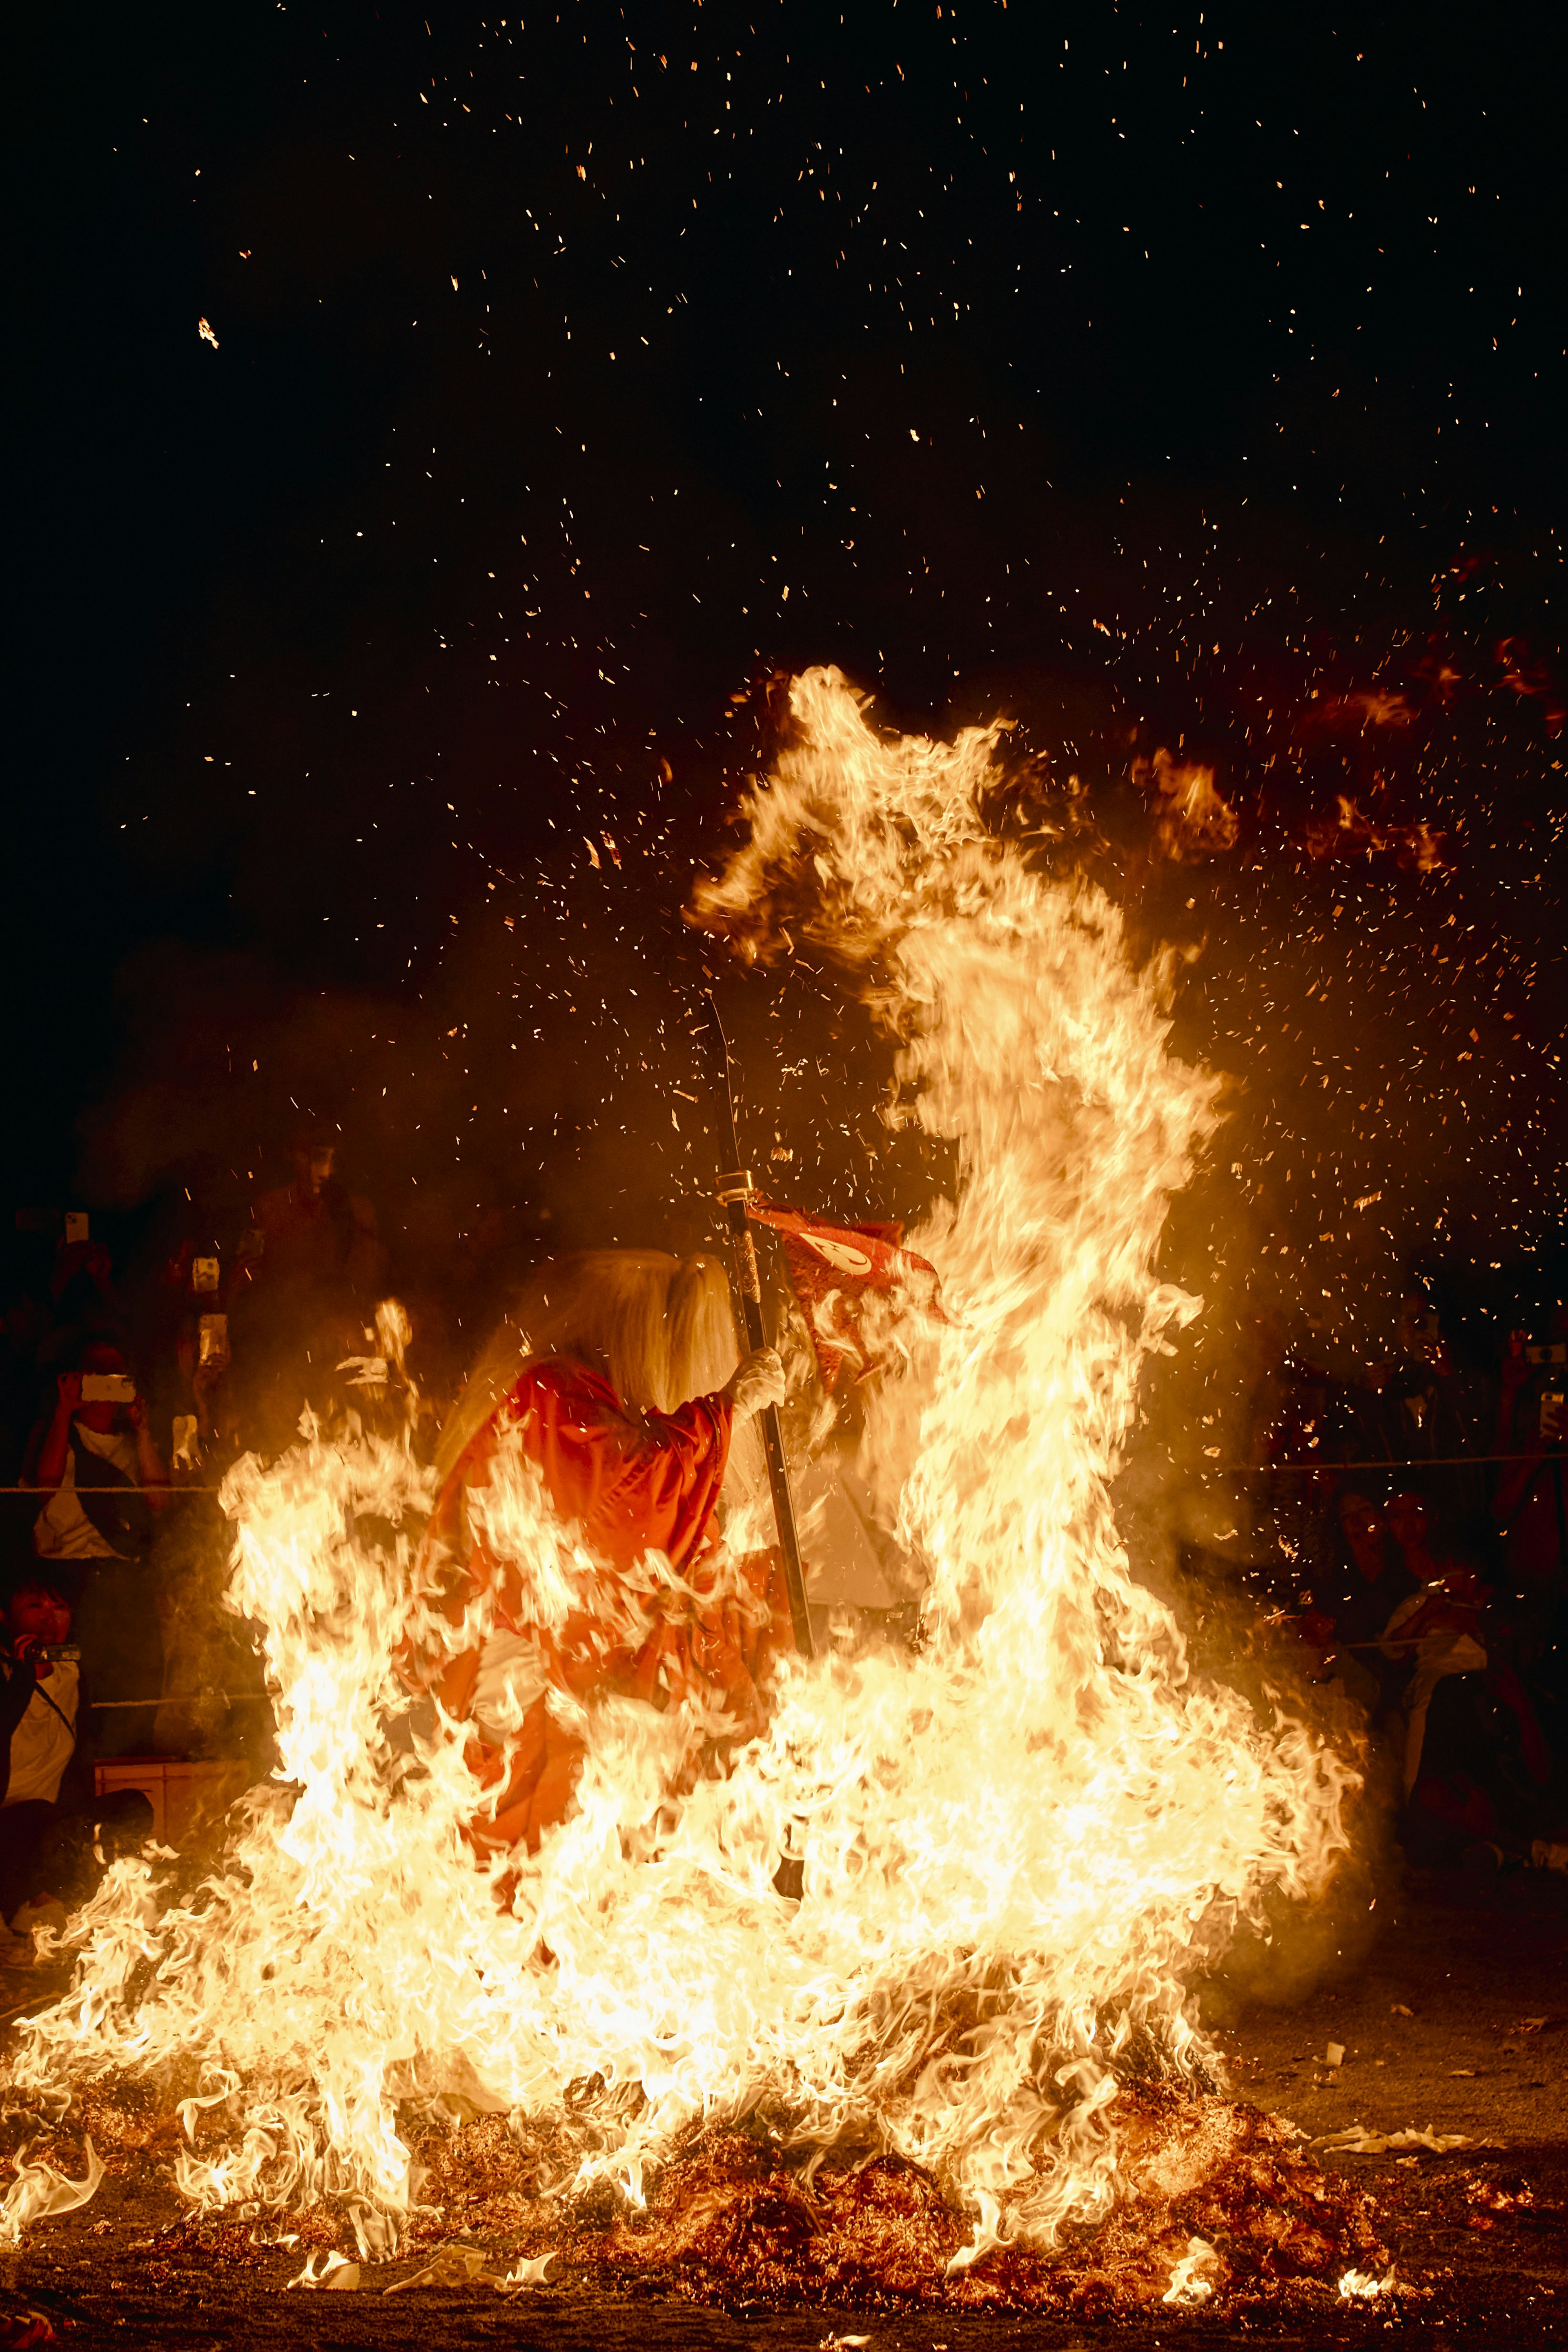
[724,1347,786,1418]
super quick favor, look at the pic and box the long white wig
[434,1250,764,1523]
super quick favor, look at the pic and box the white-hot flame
[1163,2234,1219,2305]
[1337,2266,1396,2300]
[4,665,1353,2273]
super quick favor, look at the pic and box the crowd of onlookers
[1232,1287,1568,1874]
[1,1125,1564,1929]
[0,1126,394,1933]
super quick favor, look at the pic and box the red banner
[746,1197,950,1390]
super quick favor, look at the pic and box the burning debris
[1140,747,1240,863]
[0,667,1362,2305]
[0,2078,1385,2313]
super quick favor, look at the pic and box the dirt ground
[2,1868,1567,2348]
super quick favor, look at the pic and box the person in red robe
[406,1250,789,1854]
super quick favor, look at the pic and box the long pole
[706,996,815,1659]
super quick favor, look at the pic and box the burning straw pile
[0,669,1371,2306]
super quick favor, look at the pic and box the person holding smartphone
[26,1339,169,1562]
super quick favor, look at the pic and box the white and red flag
[745,1197,951,1391]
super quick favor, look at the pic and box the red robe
[412,1358,787,1851]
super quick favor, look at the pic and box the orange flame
[4,667,1354,2270]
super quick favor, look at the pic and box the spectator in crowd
[37,1231,130,1378]
[1491,1317,1567,1659]
[1300,1486,1418,1717]
[247,1125,386,1315]
[0,1553,152,1934]
[0,1555,89,1930]
[234,1125,388,1449]
[1383,1486,1461,1590]
[1250,1338,1389,1574]
[1380,1490,1492,1771]
[142,1233,221,1434]
[1365,1286,1487,1543]
[1376,1483,1556,1865]
[149,1312,261,1761]
[25,1340,169,1562]
[22,1341,168,1751]
[168,1312,241,1477]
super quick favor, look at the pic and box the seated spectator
[25,1340,169,1562]
[0,1557,151,1932]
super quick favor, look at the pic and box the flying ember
[2,666,1356,2278]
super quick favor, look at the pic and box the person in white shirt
[0,1561,151,1931]
[0,1564,89,1928]
[28,1341,169,1562]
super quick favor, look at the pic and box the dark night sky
[9,0,1566,1366]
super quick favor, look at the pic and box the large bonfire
[1,667,1360,2291]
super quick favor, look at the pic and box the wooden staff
[706,995,815,1660]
